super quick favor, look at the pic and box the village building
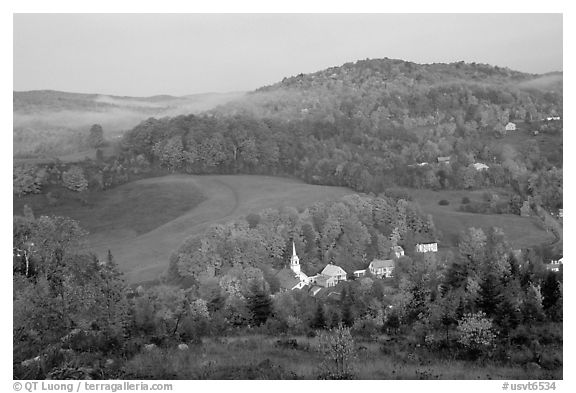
[368,259,395,278]
[275,242,310,291]
[320,264,348,282]
[505,122,517,131]
[546,257,563,273]
[314,274,338,288]
[437,156,451,165]
[471,162,489,171]
[390,245,404,259]
[353,269,366,278]
[415,242,438,253]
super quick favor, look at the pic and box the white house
[546,257,563,272]
[437,156,451,165]
[353,269,367,278]
[320,264,348,283]
[368,259,395,278]
[415,242,438,253]
[505,122,517,131]
[472,163,489,171]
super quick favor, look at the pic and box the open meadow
[402,188,555,249]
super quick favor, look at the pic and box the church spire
[290,241,300,274]
[293,241,297,258]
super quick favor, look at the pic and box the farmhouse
[368,259,395,278]
[415,242,438,253]
[314,274,338,288]
[505,122,516,131]
[390,245,404,259]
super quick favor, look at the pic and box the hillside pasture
[402,188,555,249]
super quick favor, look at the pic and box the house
[415,242,438,253]
[390,245,405,259]
[546,116,561,121]
[558,209,563,218]
[471,162,489,171]
[437,156,451,165]
[368,259,395,278]
[353,269,367,278]
[320,264,348,283]
[533,130,539,136]
[546,257,563,272]
[505,122,516,131]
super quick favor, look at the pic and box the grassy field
[123,334,562,380]
[402,188,555,249]
[16,175,354,283]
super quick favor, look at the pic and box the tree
[88,124,105,148]
[247,281,273,326]
[541,272,562,321]
[62,166,89,192]
[13,165,46,196]
[316,324,357,379]
[311,303,326,330]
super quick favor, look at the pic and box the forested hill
[114,58,562,213]
[216,58,562,124]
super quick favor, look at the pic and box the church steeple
[290,241,300,274]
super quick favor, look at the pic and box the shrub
[456,312,496,354]
[438,200,450,206]
[461,197,471,204]
[62,165,89,192]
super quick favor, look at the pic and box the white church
[275,242,348,292]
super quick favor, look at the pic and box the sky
[13,13,563,97]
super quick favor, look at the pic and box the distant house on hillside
[437,156,451,165]
[505,122,517,131]
[368,259,395,278]
[471,162,489,171]
[546,116,561,121]
[390,245,405,259]
[546,257,563,272]
[415,242,438,253]
[558,209,563,218]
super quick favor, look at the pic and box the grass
[15,175,354,283]
[121,334,562,380]
[402,188,555,249]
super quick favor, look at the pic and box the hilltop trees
[62,165,89,192]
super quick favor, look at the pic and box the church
[275,242,348,292]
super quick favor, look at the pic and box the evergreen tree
[541,272,562,321]
[311,303,326,330]
[247,281,272,326]
[478,272,502,317]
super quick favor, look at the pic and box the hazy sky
[13,13,563,96]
